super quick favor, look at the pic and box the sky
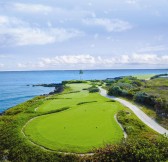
[0,0,168,70]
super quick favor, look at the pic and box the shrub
[108,86,123,96]
[151,73,168,79]
[134,92,155,107]
[87,137,168,162]
[88,86,99,93]
[62,80,87,84]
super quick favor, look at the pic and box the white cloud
[41,55,96,65]
[0,16,9,25]
[0,63,4,68]
[138,45,168,52]
[0,54,13,58]
[9,2,95,21]
[41,54,168,66]
[83,18,133,32]
[2,28,55,46]
[17,63,27,68]
[125,0,138,4]
[0,15,27,27]
[13,3,52,14]
[0,16,84,46]
[16,54,168,70]
[128,54,159,64]
[3,28,82,46]
[118,54,168,65]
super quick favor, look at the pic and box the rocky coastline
[32,83,64,96]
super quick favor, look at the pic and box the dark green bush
[151,73,168,79]
[88,86,99,93]
[134,92,156,107]
[86,137,168,162]
[62,80,87,84]
[108,86,123,96]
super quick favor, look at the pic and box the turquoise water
[0,69,167,112]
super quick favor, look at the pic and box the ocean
[0,69,167,112]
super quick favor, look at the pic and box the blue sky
[0,0,168,70]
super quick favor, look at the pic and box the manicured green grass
[24,83,126,153]
[37,83,91,112]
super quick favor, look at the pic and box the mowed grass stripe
[24,83,126,153]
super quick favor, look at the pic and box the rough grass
[24,83,126,153]
[142,78,168,101]
[117,110,158,138]
[134,74,155,80]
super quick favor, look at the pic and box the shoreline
[0,83,63,114]
[1,72,167,114]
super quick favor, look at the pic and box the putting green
[24,83,126,153]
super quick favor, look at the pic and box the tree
[108,86,123,96]
[79,70,83,80]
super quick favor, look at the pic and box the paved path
[114,114,127,139]
[99,87,168,135]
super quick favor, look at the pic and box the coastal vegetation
[106,75,168,129]
[0,80,168,161]
[151,73,168,79]
[84,136,168,162]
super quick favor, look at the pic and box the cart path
[99,87,168,135]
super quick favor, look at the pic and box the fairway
[24,83,126,153]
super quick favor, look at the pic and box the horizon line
[0,68,167,72]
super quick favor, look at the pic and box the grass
[134,74,155,80]
[142,78,168,101]
[36,84,90,112]
[24,83,126,153]
[141,105,168,130]
[117,110,157,138]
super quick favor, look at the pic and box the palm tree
[79,70,83,80]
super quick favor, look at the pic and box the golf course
[1,80,168,162]
[23,83,127,153]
